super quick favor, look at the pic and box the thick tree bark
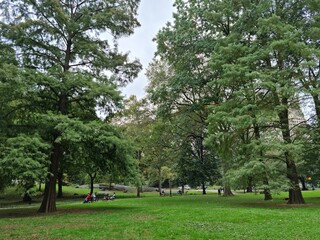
[277,97,305,204]
[223,185,234,197]
[288,187,305,204]
[39,141,61,213]
[286,155,305,204]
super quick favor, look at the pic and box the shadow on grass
[0,203,135,219]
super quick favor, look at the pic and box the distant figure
[218,188,221,195]
[103,193,110,200]
[111,192,116,200]
[83,193,91,203]
[92,192,97,202]
[103,192,116,200]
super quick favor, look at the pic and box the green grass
[1,188,320,239]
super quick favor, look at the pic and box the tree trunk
[39,33,71,213]
[38,141,61,213]
[223,185,234,197]
[288,188,305,204]
[263,178,272,200]
[158,168,162,196]
[137,186,141,198]
[202,182,206,195]
[109,176,113,190]
[312,94,320,124]
[277,97,305,204]
[286,155,305,204]
[57,169,63,198]
[89,173,96,195]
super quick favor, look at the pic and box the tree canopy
[0,0,142,213]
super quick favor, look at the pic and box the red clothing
[86,194,91,201]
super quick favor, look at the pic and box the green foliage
[0,134,50,192]
[147,0,224,192]
[0,0,142,211]
[146,0,319,203]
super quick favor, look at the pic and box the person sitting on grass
[91,192,97,202]
[103,192,116,200]
[110,192,116,200]
[83,193,91,203]
[103,193,110,200]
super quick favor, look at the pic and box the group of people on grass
[103,192,116,201]
[83,192,116,203]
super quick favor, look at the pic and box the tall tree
[206,0,309,203]
[0,0,141,212]
[153,0,312,204]
[150,0,238,196]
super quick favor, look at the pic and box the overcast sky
[118,0,175,99]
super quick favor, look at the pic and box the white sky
[119,0,175,99]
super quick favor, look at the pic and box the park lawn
[1,189,320,240]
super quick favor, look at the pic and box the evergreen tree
[0,0,141,212]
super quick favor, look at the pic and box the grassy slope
[1,188,320,240]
